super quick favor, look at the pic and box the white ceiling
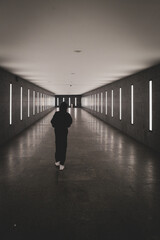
[0,0,160,95]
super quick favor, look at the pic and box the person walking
[51,102,72,170]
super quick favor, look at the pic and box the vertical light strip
[63,97,65,102]
[48,96,49,109]
[91,95,92,109]
[92,95,93,110]
[101,92,103,113]
[149,80,152,131]
[119,88,122,120]
[111,90,113,117]
[97,94,99,112]
[10,84,12,125]
[95,94,96,111]
[43,94,44,111]
[37,92,39,113]
[131,85,134,124]
[40,93,42,112]
[105,91,107,115]
[75,97,77,107]
[57,97,59,107]
[42,94,43,110]
[69,97,71,107]
[39,93,41,112]
[43,94,44,110]
[28,89,30,117]
[20,87,23,120]
[43,94,45,110]
[33,91,35,115]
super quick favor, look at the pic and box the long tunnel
[0,1,160,240]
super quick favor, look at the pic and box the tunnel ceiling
[0,0,160,94]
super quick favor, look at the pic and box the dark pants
[55,129,68,165]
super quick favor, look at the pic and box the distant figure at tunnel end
[51,102,72,170]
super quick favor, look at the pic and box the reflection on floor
[0,108,160,240]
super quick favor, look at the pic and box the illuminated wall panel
[149,80,152,131]
[20,87,23,120]
[131,85,134,124]
[111,90,113,117]
[9,84,12,125]
[119,88,122,120]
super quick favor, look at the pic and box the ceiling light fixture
[32,80,49,82]
[74,50,82,53]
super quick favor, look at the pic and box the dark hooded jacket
[51,111,72,132]
[51,102,72,133]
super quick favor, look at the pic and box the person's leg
[55,133,61,163]
[60,133,67,166]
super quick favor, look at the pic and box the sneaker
[55,161,60,167]
[59,165,65,171]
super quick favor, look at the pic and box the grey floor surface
[0,108,160,240]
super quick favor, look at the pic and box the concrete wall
[55,95,81,108]
[82,64,160,153]
[0,67,55,146]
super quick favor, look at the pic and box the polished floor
[0,108,160,240]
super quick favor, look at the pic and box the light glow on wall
[75,97,77,107]
[44,95,46,109]
[95,94,96,111]
[91,95,92,109]
[37,92,39,113]
[10,84,12,125]
[111,90,113,117]
[33,91,35,115]
[119,88,122,120]
[97,93,99,112]
[149,80,152,131]
[57,97,59,106]
[28,89,30,117]
[131,85,134,124]
[101,92,103,113]
[40,93,42,112]
[105,91,107,115]
[20,87,23,120]
[42,94,44,111]
[92,95,94,110]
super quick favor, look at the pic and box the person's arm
[51,113,57,127]
[66,113,72,128]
